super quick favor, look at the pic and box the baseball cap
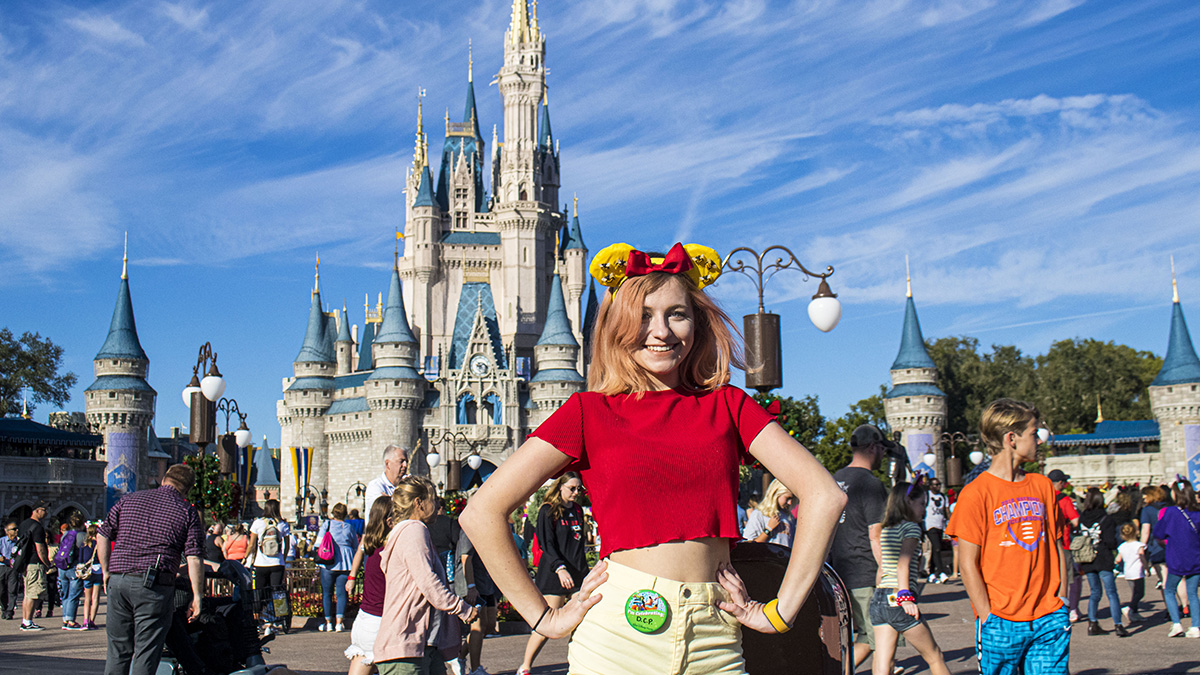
[850,424,898,451]
[1047,469,1070,483]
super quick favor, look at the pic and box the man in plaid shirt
[98,463,205,675]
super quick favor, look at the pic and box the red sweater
[530,385,774,559]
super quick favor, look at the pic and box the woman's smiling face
[631,279,695,390]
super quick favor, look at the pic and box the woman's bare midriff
[607,537,731,583]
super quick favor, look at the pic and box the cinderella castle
[276,1,596,517]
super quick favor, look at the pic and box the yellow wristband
[763,598,792,633]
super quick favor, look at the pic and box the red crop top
[529,385,775,559]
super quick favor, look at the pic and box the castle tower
[1148,266,1200,483]
[562,195,587,341]
[359,263,425,491]
[883,271,947,477]
[335,302,354,376]
[529,272,585,426]
[85,240,157,509]
[538,93,560,209]
[277,263,335,520]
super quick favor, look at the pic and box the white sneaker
[927,574,938,584]
[319,621,332,632]
[335,623,345,632]
[1187,626,1200,639]
[1168,623,1185,637]
[1121,606,1130,623]
[938,573,948,584]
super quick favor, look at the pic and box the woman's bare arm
[720,422,846,630]
[460,437,607,638]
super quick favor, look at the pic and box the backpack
[316,524,336,563]
[53,530,78,570]
[1070,524,1099,564]
[258,519,282,558]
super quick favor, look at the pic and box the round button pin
[625,589,669,634]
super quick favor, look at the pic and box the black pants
[1127,578,1145,614]
[926,528,946,577]
[0,565,18,617]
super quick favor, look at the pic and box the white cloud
[66,15,147,46]
[1019,0,1086,27]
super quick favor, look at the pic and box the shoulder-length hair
[587,272,743,395]
[362,496,393,554]
[1172,478,1199,511]
[1081,487,1104,512]
[759,479,792,520]
[543,472,581,520]
[882,481,925,529]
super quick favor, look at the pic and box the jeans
[104,572,175,675]
[1085,570,1123,625]
[321,567,349,620]
[59,572,84,622]
[1126,578,1145,614]
[1164,573,1200,625]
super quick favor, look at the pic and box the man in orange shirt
[947,399,1070,675]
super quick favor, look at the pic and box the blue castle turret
[883,268,947,477]
[1149,267,1200,483]
[529,272,584,425]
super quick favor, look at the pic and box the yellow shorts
[568,559,746,675]
[25,563,47,600]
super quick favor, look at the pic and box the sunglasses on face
[565,486,585,494]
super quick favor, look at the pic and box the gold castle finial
[905,254,911,298]
[468,39,473,82]
[573,193,578,217]
[1172,254,1179,303]
[1096,394,1104,424]
[121,231,128,280]
[21,388,30,419]
[414,89,427,170]
[314,252,321,294]
[531,0,540,41]
[509,0,529,44]
[445,107,450,130]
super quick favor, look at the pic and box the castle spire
[296,277,334,364]
[314,252,320,295]
[413,89,427,171]
[1151,269,1200,387]
[95,244,148,362]
[891,282,936,371]
[531,0,541,41]
[509,0,530,44]
[375,266,417,344]
[539,89,554,150]
[122,231,128,280]
[468,39,473,82]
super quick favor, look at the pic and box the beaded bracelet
[896,590,916,604]
[763,599,793,633]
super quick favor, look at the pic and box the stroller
[158,566,275,675]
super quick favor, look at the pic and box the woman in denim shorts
[870,480,952,675]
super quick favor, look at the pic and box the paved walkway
[3,580,1199,674]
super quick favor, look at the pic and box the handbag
[75,548,98,580]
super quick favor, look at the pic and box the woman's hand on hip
[539,559,608,639]
[716,562,785,634]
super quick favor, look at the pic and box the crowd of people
[5,241,1200,675]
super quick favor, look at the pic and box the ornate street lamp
[722,246,840,393]
[428,430,474,490]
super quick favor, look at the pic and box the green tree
[185,452,241,522]
[0,328,77,417]
[1033,338,1161,433]
[815,390,890,478]
[928,337,1036,434]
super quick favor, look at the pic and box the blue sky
[3,0,1199,446]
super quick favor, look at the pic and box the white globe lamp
[200,369,226,402]
[466,454,483,471]
[923,452,936,467]
[807,279,842,333]
[426,451,441,468]
[234,423,252,449]
[969,450,985,465]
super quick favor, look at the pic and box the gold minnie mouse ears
[589,242,722,291]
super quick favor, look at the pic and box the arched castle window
[482,393,503,425]
[457,393,477,425]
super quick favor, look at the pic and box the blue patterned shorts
[976,605,1070,675]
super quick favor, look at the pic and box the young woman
[1153,477,1200,638]
[317,502,361,633]
[373,477,476,675]
[1078,487,1127,636]
[517,472,590,675]
[742,479,796,547]
[460,242,846,675]
[344,496,393,675]
[870,480,951,675]
[221,523,250,563]
[79,523,102,630]
[57,513,86,630]
[248,500,291,636]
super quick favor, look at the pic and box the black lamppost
[721,246,841,393]
[347,481,367,515]
[182,343,251,516]
[428,430,470,491]
[939,431,976,487]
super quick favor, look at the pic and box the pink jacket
[373,519,472,662]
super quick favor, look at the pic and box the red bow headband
[589,242,723,291]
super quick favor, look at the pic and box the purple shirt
[99,485,204,575]
[1154,506,1200,576]
[360,548,385,616]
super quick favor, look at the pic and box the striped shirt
[879,520,923,589]
[99,485,204,575]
